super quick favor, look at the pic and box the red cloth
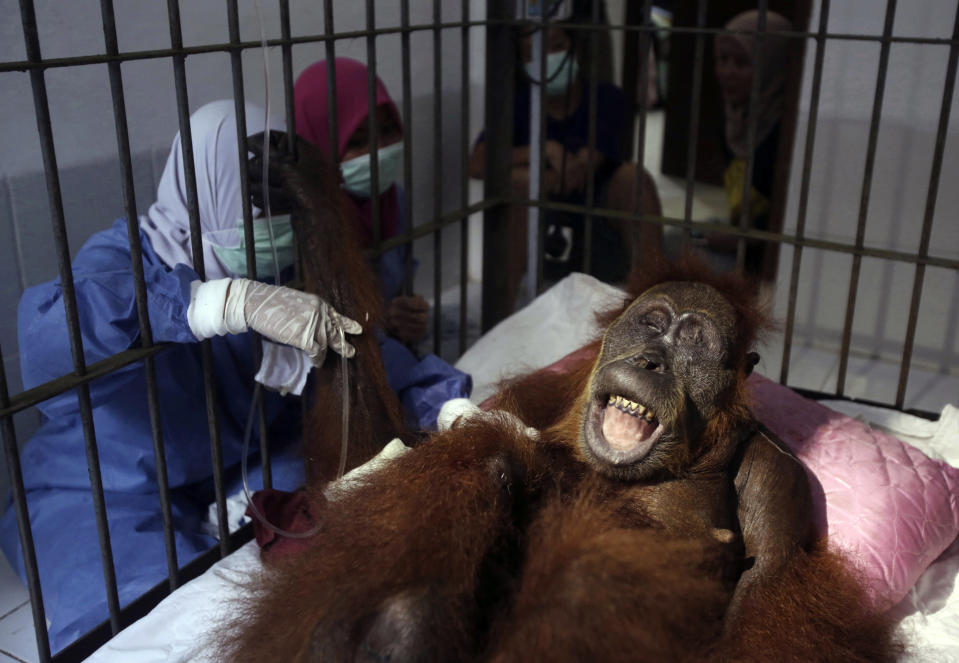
[294,58,402,248]
[247,489,320,560]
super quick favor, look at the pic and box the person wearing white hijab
[710,9,793,277]
[0,100,357,652]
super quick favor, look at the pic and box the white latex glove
[437,398,540,440]
[188,278,362,364]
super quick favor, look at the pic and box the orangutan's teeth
[637,404,647,414]
[645,411,655,421]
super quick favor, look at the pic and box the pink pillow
[748,374,959,609]
[488,350,959,610]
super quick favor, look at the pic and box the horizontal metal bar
[0,20,491,73]
[0,345,169,420]
[52,525,254,663]
[502,20,958,46]
[1,21,956,75]
[788,387,938,422]
[369,198,499,256]
[507,197,959,271]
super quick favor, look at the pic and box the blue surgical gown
[0,218,470,651]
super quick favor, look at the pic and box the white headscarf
[142,99,285,279]
[716,10,793,158]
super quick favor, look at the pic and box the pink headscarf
[294,58,402,248]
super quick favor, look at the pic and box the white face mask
[526,49,579,96]
[340,141,404,197]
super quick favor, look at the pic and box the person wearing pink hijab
[294,57,429,346]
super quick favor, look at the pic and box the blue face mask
[526,49,579,97]
[211,215,296,279]
[340,141,404,198]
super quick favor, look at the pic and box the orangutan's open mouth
[585,393,665,466]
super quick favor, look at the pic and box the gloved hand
[187,278,362,364]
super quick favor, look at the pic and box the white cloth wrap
[254,341,313,396]
[187,278,247,340]
[437,397,539,439]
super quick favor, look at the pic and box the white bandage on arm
[437,398,481,431]
[437,397,540,439]
[187,278,249,340]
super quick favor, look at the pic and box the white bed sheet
[86,273,959,662]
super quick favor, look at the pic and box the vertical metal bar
[836,0,896,396]
[526,23,542,306]
[535,7,549,294]
[226,0,272,490]
[621,2,641,155]
[432,0,443,355]
[279,0,296,146]
[0,350,51,662]
[682,0,708,230]
[459,0,470,355]
[324,0,339,169]
[401,0,415,297]
[99,0,179,588]
[580,0,601,274]
[631,0,653,257]
[780,0,830,386]
[366,0,381,245]
[736,0,767,272]
[167,0,231,554]
[895,5,959,408]
[481,0,516,332]
[19,0,122,636]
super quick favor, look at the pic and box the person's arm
[17,222,201,390]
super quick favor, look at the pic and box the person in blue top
[469,20,664,308]
[0,99,470,652]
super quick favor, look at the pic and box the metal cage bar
[836,0,897,396]
[323,0,339,169]
[481,0,516,332]
[632,0,653,253]
[780,0,831,387]
[5,20,959,77]
[19,0,123,640]
[166,0,231,555]
[432,0,444,356]
[682,0,709,231]
[366,0,381,246]
[579,0,602,275]
[400,0,415,300]
[735,0,768,272]
[895,4,959,408]
[0,349,51,662]
[226,0,274,494]
[99,0,180,590]
[459,0,471,355]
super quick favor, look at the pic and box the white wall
[765,0,959,411]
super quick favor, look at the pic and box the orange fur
[220,163,903,660]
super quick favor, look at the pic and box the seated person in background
[468,21,663,307]
[708,9,792,278]
[293,58,429,347]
